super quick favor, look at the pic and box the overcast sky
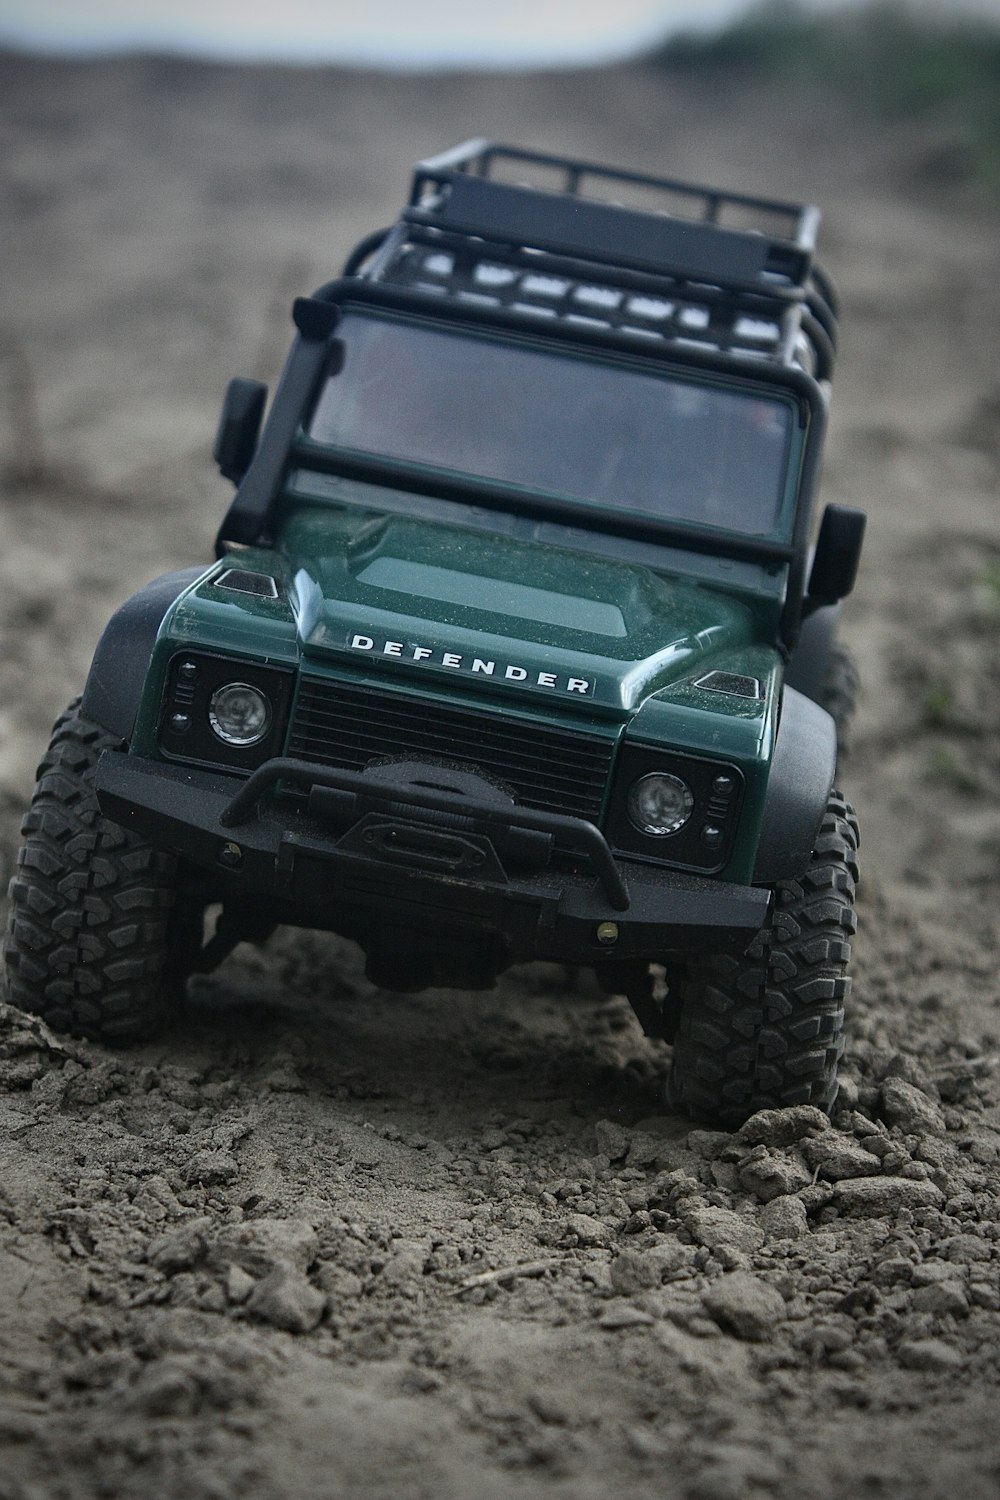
[1,0,998,68]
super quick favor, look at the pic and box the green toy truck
[3,142,863,1126]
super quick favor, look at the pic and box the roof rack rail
[370,140,837,379]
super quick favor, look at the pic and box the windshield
[307,312,796,538]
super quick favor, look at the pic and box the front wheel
[3,701,180,1042]
[667,792,860,1128]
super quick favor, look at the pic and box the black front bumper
[95,751,770,966]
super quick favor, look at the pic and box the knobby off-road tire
[3,701,179,1042]
[667,792,860,1128]
[822,643,860,760]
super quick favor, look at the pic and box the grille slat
[288,678,614,821]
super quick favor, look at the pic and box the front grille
[288,677,614,822]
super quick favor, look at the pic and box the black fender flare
[80,567,205,742]
[752,686,836,885]
[783,602,841,706]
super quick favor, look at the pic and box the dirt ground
[2,50,1000,1500]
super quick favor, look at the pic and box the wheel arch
[752,686,836,884]
[783,602,841,705]
[80,566,205,742]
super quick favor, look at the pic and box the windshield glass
[307,312,796,538]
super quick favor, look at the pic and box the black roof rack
[370,140,837,379]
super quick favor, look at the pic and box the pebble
[564,1213,610,1247]
[684,1204,765,1257]
[702,1273,786,1341]
[594,1120,631,1161]
[832,1176,945,1216]
[897,1338,964,1373]
[146,1217,213,1273]
[737,1150,812,1202]
[943,1233,993,1263]
[598,1303,655,1330]
[246,1265,326,1334]
[911,1281,969,1317]
[610,1242,687,1294]
[210,1218,319,1276]
[685,1130,732,1161]
[181,1150,240,1187]
[759,1195,809,1240]
[610,1249,664,1295]
[881,1079,945,1135]
[225,1265,256,1304]
[802,1135,884,1180]
[736,1106,831,1147]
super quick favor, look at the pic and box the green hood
[281,507,758,716]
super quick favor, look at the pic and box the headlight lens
[208,682,271,746]
[627,771,694,836]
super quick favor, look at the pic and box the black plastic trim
[93,750,772,959]
[218,756,631,911]
[80,567,206,741]
[752,687,836,884]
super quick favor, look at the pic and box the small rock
[759,1196,808,1240]
[527,1390,574,1426]
[246,1265,325,1334]
[624,1131,664,1168]
[610,1249,662,1295]
[737,1150,812,1202]
[910,1262,958,1287]
[897,1338,963,1373]
[859,1134,894,1160]
[736,1106,830,1147]
[797,1183,835,1214]
[943,1234,993,1263]
[225,1265,256,1304]
[315,1265,364,1300]
[882,1054,933,1091]
[911,1281,968,1318]
[710,1161,742,1193]
[378,1247,427,1288]
[871,1255,913,1288]
[594,1120,631,1161]
[211,1218,318,1276]
[968,1283,1000,1311]
[685,1130,731,1161]
[130,1362,200,1418]
[684,1204,765,1257]
[832,1176,944,1216]
[880,1079,945,1136]
[146,1217,213,1273]
[834,1076,860,1111]
[802,1135,883,1181]
[702,1273,785,1341]
[598,1303,655,1330]
[564,1213,610,1247]
[182,1149,240,1187]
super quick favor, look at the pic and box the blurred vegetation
[648,1,1000,188]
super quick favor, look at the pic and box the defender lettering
[348,632,593,695]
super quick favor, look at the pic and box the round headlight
[628,772,694,836]
[208,683,270,747]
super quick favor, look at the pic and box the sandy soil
[2,51,1000,1500]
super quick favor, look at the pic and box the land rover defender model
[3,142,863,1126]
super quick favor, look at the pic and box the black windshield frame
[304,309,802,547]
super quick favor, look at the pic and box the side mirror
[806,504,866,609]
[213,377,267,485]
